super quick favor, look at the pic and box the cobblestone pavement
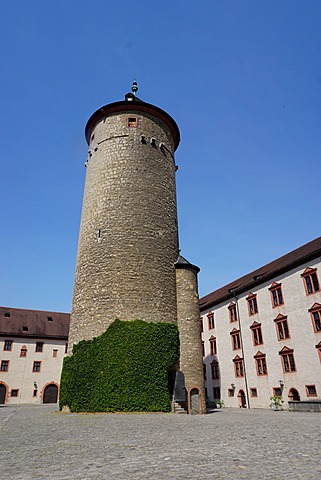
[0,405,320,479]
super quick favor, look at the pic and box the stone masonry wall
[68,109,179,349]
[176,267,206,412]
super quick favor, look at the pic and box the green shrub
[59,319,179,413]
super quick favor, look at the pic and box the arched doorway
[43,383,58,403]
[188,387,202,415]
[0,383,7,404]
[289,388,300,401]
[238,389,247,408]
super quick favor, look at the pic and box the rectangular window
[4,312,11,317]
[302,269,320,295]
[53,349,58,358]
[306,385,317,397]
[231,330,241,350]
[275,317,290,340]
[233,358,244,377]
[209,337,217,355]
[203,364,207,380]
[200,318,203,333]
[65,343,68,354]
[269,283,284,307]
[251,325,263,346]
[4,340,13,351]
[47,316,53,322]
[127,117,137,128]
[309,305,321,333]
[213,387,221,400]
[273,387,282,397]
[32,361,41,373]
[247,294,258,316]
[11,389,19,397]
[255,355,268,375]
[35,342,44,353]
[207,312,215,330]
[33,389,38,397]
[228,388,235,397]
[316,343,321,363]
[201,341,205,357]
[228,303,237,322]
[250,388,258,397]
[1,360,9,372]
[280,351,296,373]
[211,362,219,380]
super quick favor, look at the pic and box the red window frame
[309,303,321,333]
[305,385,317,397]
[230,329,241,350]
[3,340,13,351]
[254,352,268,376]
[274,314,291,340]
[247,293,258,316]
[228,302,237,322]
[250,388,258,397]
[250,322,263,346]
[301,267,320,295]
[207,312,215,330]
[32,361,42,373]
[269,282,284,307]
[279,347,296,373]
[209,335,217,355]
[1,360,9,372]
[233,356,244,377]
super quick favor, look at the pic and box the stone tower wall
[176,267,206,412]
[68,109,179,348]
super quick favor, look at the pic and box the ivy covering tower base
[59,319,179,413]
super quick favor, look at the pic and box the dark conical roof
[175,255,200,273]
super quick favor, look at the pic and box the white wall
[0,337,67,404]
[201,258,321,408]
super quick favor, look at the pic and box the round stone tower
[68,89,181,349]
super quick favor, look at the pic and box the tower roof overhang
[85,96,180,151]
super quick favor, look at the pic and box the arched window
[20,345,27,357]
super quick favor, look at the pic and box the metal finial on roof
[131,80,138,96]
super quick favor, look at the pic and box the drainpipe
[229,289,251,409]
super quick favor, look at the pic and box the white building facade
[200,237,321,409]
[0,307,70,405]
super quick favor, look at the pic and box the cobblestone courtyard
[0,405,320,479]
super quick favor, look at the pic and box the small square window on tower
[127,117,137,128]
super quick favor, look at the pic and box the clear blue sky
[1,1,320,312]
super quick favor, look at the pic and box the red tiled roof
[0,306,70,339]
[200,236,321,311]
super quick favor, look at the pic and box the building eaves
[0,306,70,339]
[200,236,321,311]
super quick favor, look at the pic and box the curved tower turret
[68,90,180,349]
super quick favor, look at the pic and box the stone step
[172,401,187,414]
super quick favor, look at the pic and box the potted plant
[215,399,225,409]
[269,395,284,411]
